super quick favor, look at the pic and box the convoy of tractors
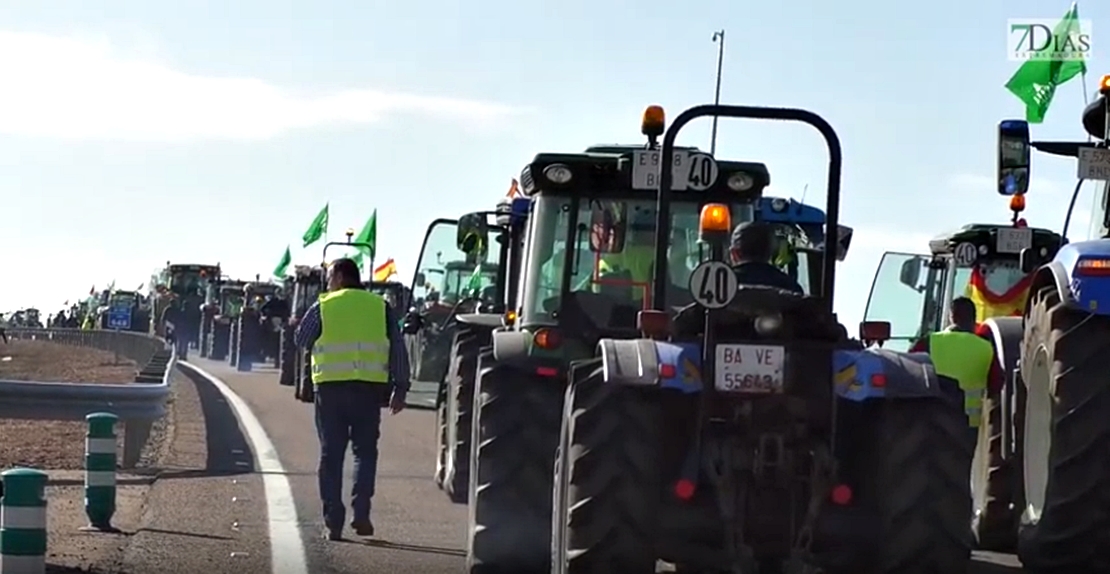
[22,78,1110,573]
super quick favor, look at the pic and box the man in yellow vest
[293,258,410,541]
[914,296,996,431]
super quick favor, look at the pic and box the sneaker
[323,526,342,541]
[350,520,374,537]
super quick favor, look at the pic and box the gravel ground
[0,340,137,470]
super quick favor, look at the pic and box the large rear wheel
[1017,285,1110,571]
[850,393,973,574]
[467,352,562,574]
[552,358,660,574]
[442,325,491,503]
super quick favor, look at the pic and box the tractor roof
[928,223,1063,256]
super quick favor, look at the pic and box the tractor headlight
[727,172,755,192]
[543,164,573,184]
[771,197,788,212]
[754,312,784,337]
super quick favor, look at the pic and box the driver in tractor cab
[585,204,693,305]
[729,221,804,294]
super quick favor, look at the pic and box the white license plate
[631,150,690,191]
[996,227,1032,254]
[714,344,785,393]
[1078,147,1110,181]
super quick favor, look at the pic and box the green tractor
[408,198,528,501]
[152,262,220,347]
[284,265,325,395]
[451,106,795,572]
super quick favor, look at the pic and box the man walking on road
[294,257,410,541]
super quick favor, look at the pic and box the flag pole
[710,29,725,156]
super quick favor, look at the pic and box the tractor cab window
[864,252,938,351]
[411,220,498,311]
[951,259,1030,321]
[522,195,756,327]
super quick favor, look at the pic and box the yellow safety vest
[929,330,994,427]
[311,289,390,385]
[600,246,654,283]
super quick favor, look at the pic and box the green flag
[1005,3,1088,123]
[302,203,329,247]
[273,246,292,278]
[353,209,377,260]
[351,251,365,270]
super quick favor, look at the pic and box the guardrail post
[0,468,48,574]
[84,413,118,531]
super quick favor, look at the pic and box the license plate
[631,150,690,191]
[996,227,1032,254]
[1078,147,1110,181]
[714,344,785,393]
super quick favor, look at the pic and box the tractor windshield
[441,263,499,304]
[951,259,1031,321]
[521,195,757,326]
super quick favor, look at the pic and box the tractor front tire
[466,351,562,574]
[1017,286,1110,571]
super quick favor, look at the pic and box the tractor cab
[365,280,410,311]
[245,281,281,309]
[756,196,854,295]
[865,222,1063,351]
[291,265,325,317]
[216,280,247,321]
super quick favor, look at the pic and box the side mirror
[997,119,1031,196]
[457,213,490,258]
[834,225,853,262]
[414,272,426,286]
[402,312,423,334]
[589,200,627,253]
[899,257,924,291]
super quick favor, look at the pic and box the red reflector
[674,479,696,500]
[831,484,853,505]
[659,364,676,378]
[871,374,886,387]
[536,367,558,377]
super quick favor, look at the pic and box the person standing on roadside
[293,257,410,541]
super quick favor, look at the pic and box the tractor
[544,104,974,574]
[152,262,220,348]
[945,73,1110,571]
[285,265,325,400]
[411,197,528,503]
[455,105,855,573]
[206,279,246,362]
[863,200,1063,552]
[241,280,283,366]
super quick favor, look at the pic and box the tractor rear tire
[434,397,448,488]
[855,394,973,574]
[279,326,295,387]
[1017,286,1110,571]
[467,351,562,574]
[553,358,660,574]
[443,325,491,504]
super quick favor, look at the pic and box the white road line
[178,361,308,574]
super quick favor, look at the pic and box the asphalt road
[173,356,1025,574]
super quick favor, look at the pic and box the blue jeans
[314,382,385,530]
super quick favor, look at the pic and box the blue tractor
[549,105,975,574]
[974,75,1110,571]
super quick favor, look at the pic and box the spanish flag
[373,258,397,282]
[965,266,1033,321]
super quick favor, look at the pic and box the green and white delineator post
[0,467,49,574]
[84,412,118,530]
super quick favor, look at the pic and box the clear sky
[0,0,1104,326]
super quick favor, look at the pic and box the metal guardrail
[0,328,175,467]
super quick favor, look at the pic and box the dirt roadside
[0,340,136,469]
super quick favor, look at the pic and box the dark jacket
[732,261,805,294]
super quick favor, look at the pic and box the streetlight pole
[710,29,725,156]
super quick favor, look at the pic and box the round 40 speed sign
[688,261,738,309]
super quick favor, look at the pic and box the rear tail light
[858,321,891,345]
[830,484,853,505]
[674,479,696,501]
[534,328,562,349]
[1076,258,1110,277]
